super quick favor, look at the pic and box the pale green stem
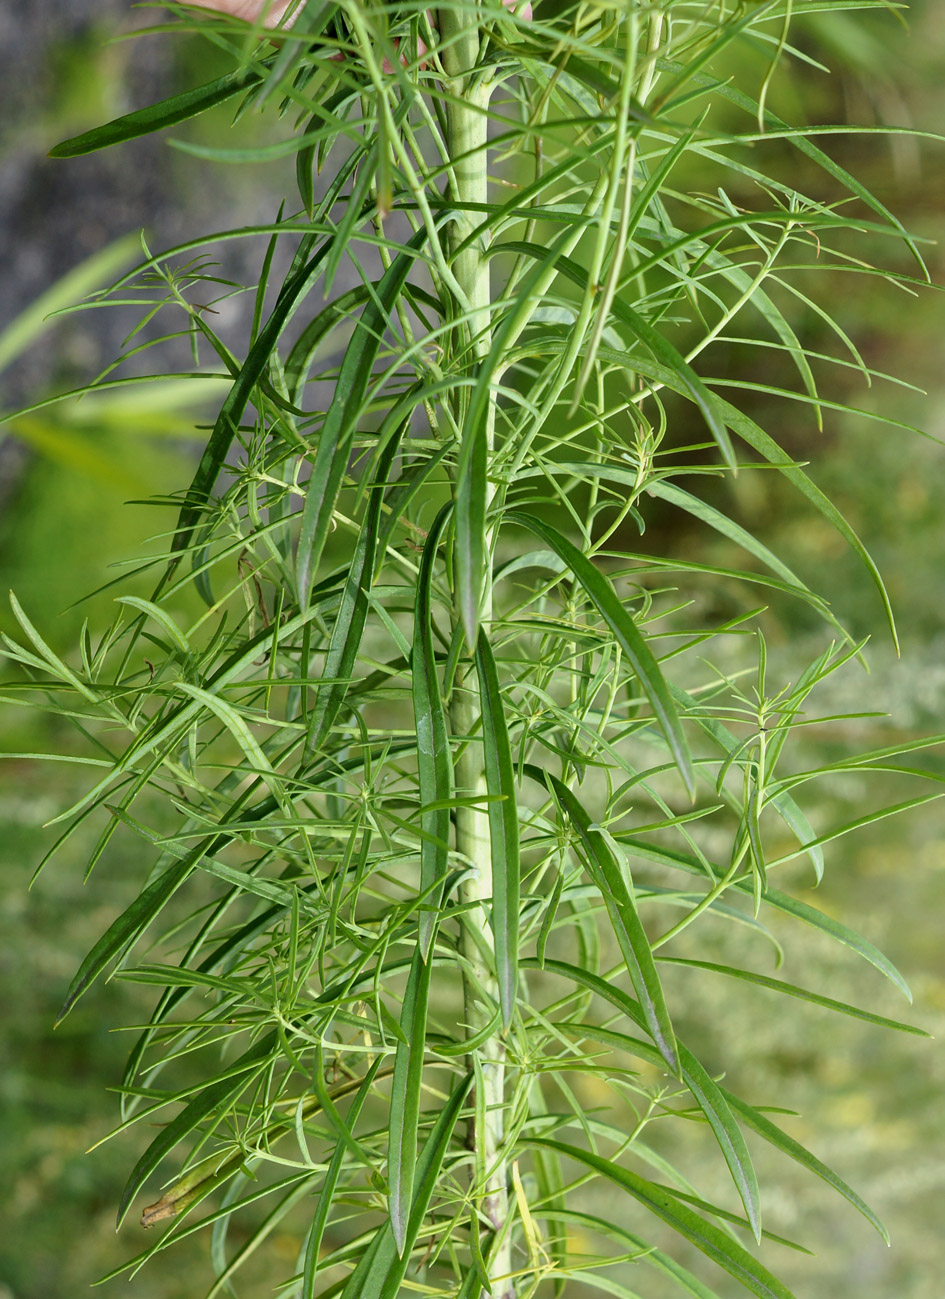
[437,11,512,1299]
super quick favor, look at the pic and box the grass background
[1,3,945,1296]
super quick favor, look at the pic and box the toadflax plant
[4,0,941,1295]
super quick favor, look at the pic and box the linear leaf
[667,683,824,884]
[547,1208,724,1299]
[475,631,521,1029]
[721,1089,890,1247]
[524,957,760,1238]
[295,226,430,607]
[497,241,732,466]
[303,1060,384,1299]
[657,957,927,1036]
[57,849,199,1024]
[117,1030,278,1228]
[530,1140,792,1299]
[345,1071,472,1299]
[169,237,334,571]
[388,948,433,1256]
[616,837,912,1000]
[507,511,694,796]
[304,419,407,760]
[529,766,678,1072]
[411,503,454,960]
[48,69,266,158]
[456,230,572,646]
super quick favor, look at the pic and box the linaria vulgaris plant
[5,0,941,1295]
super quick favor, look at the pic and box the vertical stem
[437,9,512,1298]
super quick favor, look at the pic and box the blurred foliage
[1,2,945,1298]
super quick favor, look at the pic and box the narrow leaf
[456,229,573,645]
[117,1030,278,1227]
[295,226,430,607]
[304,419,406,760]
[721,1089,891,1247]
[657,957,927,1036]
[388,948,433,1256]
[48,68,266,158]
[170,237,335,570]
[530,1140,793,1299]
[497,241,732,465]
[303,1061,384,1299]
[508,511,694,797]
[475,631,521,1029]
[524,957,760,1238]
[530,766,678,1073]
[57,850,197,1023]
[345,1071,473,1299]
[412,503,454,960]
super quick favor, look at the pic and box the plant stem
[438,10,512,1297]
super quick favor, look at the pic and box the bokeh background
[1,3,944,1297]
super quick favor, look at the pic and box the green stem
[438,10,512,1298]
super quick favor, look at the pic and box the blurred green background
[1,3,944,1297]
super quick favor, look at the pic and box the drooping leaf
[412,503,454,961]
[526,765,678,1073]
[475,631,521,1029]
[657,957,927,1036]
[295,226,431,607]
[117,1030,278,1228]
[388,948,434,1256]
[345,1071,473,1299]
[304,418,407,760]
[507,511,695,797]
[524,957,760,1238]
[529,1140,792,1299]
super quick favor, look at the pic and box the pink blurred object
[186,0,531,36]
[186,0,299,27]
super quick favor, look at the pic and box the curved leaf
[529,1139,792,1299]
[475,631,521,1028]
[524,957,760,1238]
[295,225,431,607]
[507,511,695,796]
[412,503,454,960]
[527,765,678,1073]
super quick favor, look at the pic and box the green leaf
[656,957,928,1036]
[721,1089,891,1247]
[295,226,431,607]
[750,885,913,1002]
[304,418,407,760]
[546,1208,724,1299]
[303,1061,385,1298]
[56,850,197,1024]
[475,631,521,1029]
[412,503,454,961]
[529,1140,793,1299]
[667,683,824,884]
[169,235,335,571]
[117,1030,278,1228]
[527,766,678,1073]
[507,511,695,797]
[524,957,760,1238]
[497,240,733,467]
[617,837,912,1000]
[455,228,573,646]
[48,68,267,158]
[345,1071,473,1299]
[388,948,433,1256]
